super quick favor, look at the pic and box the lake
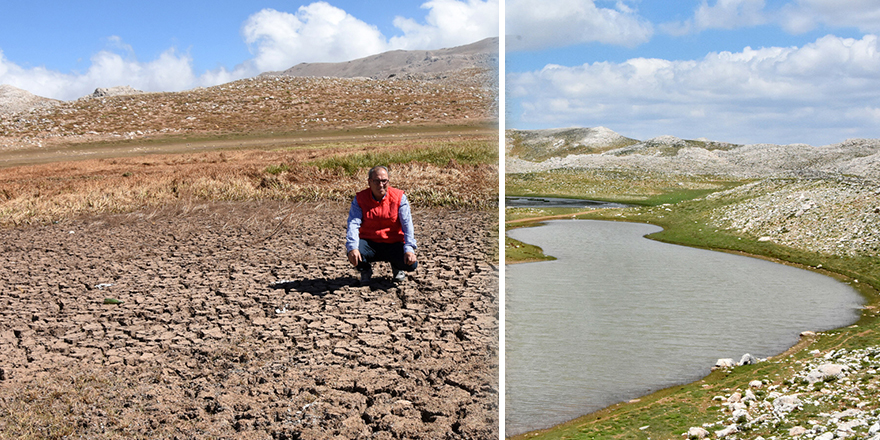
[505,219,863,436]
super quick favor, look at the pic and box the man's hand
[347,249,362,267]
[404,251,417,266]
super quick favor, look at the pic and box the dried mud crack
[0,201,498,439]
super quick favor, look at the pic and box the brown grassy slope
[0,68,496,153]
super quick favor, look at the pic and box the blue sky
[0,0,498,100]
[506,0,880,146]
[5,1,880,146]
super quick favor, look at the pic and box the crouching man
[345,166,417,284]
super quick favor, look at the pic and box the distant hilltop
[506,127,880,181]
[0,38,498,115]
[0,85,61,115]
[261,37,498,81]
[0,85,147,116]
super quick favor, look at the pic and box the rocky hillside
[263,37,498,81]
[1,73,493,153]
[506,127,880,181]
[505,127,638,162]
[0,40,497,153]
[507,127,880,262]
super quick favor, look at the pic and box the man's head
[368,166,389,200]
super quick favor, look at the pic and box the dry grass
[0,372,137,440]
[1,71,496,153]
[0,361,263,440]
[0,135,498,228]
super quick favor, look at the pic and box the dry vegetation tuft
[0,135,498,227]
[0,361,269,440]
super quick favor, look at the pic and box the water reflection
[505,220,862,436]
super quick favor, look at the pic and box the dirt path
[0,201,498,439]
[0,123,495,169]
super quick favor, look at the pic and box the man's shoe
[392,269,406,283]
[359,266,372,285]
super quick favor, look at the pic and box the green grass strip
[305,139,497,174]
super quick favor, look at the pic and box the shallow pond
[505,219,863,436]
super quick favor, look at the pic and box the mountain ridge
[0,38,498,115]
[506,127,880,181]
[261,37,498,81]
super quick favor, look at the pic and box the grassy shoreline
[505,193,880,440]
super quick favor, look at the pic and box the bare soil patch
[0,200,498,439]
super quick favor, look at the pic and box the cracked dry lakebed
[0,201,499,439]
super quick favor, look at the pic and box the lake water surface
[505,219,863,436]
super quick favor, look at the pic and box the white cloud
[241,0,498,71]
[0,51,70,99]
[664,0,880,35]
[695,0,767,30]
[661,0,767,36]
[391,0,499,49]
[508,34,880,145]
[780,0,880,34]
[662,0,880,36]
[0,1,499,101]
[86,48,197,93]
[0,40,240,101]
[242,2,389,73]
[506,0,653,51]
[0,45,206,101]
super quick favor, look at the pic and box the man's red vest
[356,186,405,243]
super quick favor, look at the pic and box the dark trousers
[357,239,418,272]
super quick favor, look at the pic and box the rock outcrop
[86,85,144,99]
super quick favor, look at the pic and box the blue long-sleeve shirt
[346,192,417,254]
